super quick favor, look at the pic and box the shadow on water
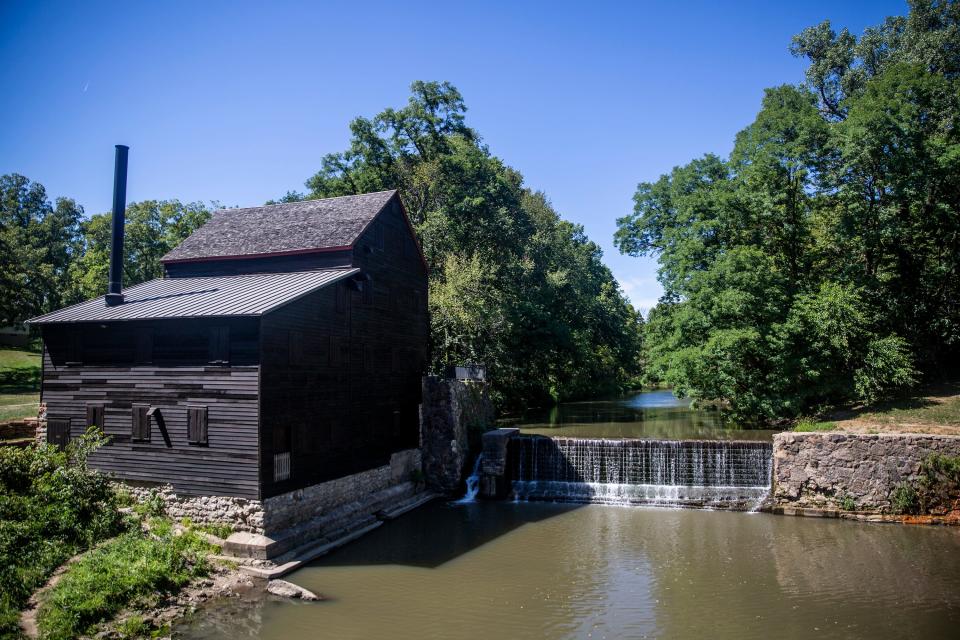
[310,499,583,569]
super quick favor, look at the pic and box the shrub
[0,429,124,638]
[890,482,919,515]
[839,495,857,511]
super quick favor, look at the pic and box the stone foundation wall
[773,432,960,512]
[262,448,421,533]
[120,448,423,536]
[420,377,494,494]
[123,483,265,533]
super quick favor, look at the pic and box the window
[132,405,151,442]
[330,336,343,367]
[187,406,208,446]
[135,328,153,364]
[289,330,305,366]
[85,404,105,430]
[208,326,230,365]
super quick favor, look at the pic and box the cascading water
[511,436,772,510]
[453,454,483,504]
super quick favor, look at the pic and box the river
[175,391,960,639]
[509,389,777,440]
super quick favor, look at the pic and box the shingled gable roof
[161,190,399,264]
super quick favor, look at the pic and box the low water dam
[509,435,772,509]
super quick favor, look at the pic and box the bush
[890,482,919,515]
[36,526,213,640]
[0,429,124,638]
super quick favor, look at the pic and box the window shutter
[47,417,71,449]
[85,404,105,430]
[132,405,150,442]
[187,406,208,446]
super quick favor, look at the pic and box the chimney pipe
[105,145,128,307]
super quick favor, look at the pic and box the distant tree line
[0,178,211,328]
[615,0,960,424]
[1,82,645,409]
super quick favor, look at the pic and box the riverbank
[817,382,960,436]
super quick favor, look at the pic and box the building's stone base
[225,449,425,560]
[773,432,960,512]
[123,483,265,533]
[122,449,425,560]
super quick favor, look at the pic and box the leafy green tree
[69,200,211,299]
[616,1,953,422]
[0,174,83,325]
[297,81,643,407]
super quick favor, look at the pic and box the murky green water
[178,501,960,640]
[510,389,776,440]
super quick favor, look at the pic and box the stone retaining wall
[419,377,494,494]
[0,417,40,441]
[773,432,960,512]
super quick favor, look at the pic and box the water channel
[176,391,960,639]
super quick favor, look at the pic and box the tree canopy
[615,0,960,423]
[293,81,644,407]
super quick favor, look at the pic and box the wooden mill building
[28,189,429,501]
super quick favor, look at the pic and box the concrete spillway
[509,436,772,510]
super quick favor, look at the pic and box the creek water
[510,389,777,441]
[177,501,960,640]
[175,391,960,638]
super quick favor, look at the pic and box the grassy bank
[36,521,214,640]
[0,430,218,639]
[0,349,41,423]
[825,382,960,435]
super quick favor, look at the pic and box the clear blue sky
[0,0,906,311]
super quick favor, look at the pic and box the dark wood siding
[40,318,261,498]
[258,195,428,498]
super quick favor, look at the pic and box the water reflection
[177,502,960,640]
[510,389,777,441]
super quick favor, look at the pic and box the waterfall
[453,454,483,504]
[511,436,772,510]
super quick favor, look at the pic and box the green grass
[36,523,215,640]
[0,349,40,370]
[858,395,960,426]
[793,418,838,432]
[0,348,42,423]
[0,392,39,422]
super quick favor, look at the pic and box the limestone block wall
[261,448,421,533]
[773,432,960,512]
[124,483,265,533]
[420,377,494,494]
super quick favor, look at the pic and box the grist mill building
[28,150,430,539]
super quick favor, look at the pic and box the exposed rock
[266,579,322,601]
[773,432,960,512]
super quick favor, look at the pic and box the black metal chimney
[105,145,128,307]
